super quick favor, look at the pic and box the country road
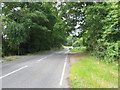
[1,49,70,88]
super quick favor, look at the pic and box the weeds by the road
[2,56,20,62]
[4,57,20,61]
[69,47,118,88]
[70,47,87,53]
[69,55,118,88]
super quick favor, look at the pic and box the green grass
[70,47,87,53]
[4,57,20,61]
[70,49,86,53]
[1,56,20,62]
[69,56,118,88]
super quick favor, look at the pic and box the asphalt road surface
[1,49,70,88]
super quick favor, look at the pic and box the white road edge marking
[0,65,28,79]
[59,54,68,86]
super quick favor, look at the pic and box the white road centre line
[59,54,68,86]
[37,54,53,61]
[48,54,53,57]
[37,57,47,61]
[55,51,63,54]
[65,50,69,54]
[0,65,28,79]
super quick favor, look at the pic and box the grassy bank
[69,56,118,88]
[69,48,118,88]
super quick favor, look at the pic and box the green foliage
[83,2,119,63]
[3,21,27,48]
[66,36,73,46]
[66,36,77,46]
[62,2,119,63]
[2,2,119,63]
[72,41,80,47]
[2,2,68,56]
[72,38,83,47]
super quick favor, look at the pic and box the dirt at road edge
[68,53,88,65]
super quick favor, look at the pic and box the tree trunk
[18,44,19,55]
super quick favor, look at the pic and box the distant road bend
[1,49,70,88]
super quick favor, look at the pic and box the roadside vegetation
[64,2,119,63]
[1,55,20,63]
[70,47,87,53]
[69,47,118,88]
[69,54,118,88]
[2,2,68,56]
[64,2,119,88]
[4,57,20,62]
[2,2,119,61]
[1,1,119,88]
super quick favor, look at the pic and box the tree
[60,2,119,63]
[2,2,68,56]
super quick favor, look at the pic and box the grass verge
[70,47,87,53]
[4,57,20,61]
[69,55,118,88]
[2,56,20,62]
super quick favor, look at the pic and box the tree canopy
[60,2,119,63]
[2,2,68,56]
[2,2,119,63]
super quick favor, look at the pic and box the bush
[72,38,83,47]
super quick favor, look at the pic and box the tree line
[61,2,120,63]
[2,2,68,56]
[2,2,120,63]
